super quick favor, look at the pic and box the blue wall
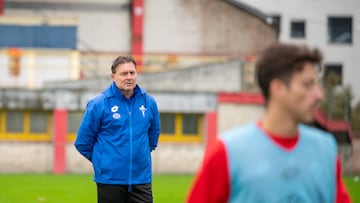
[0,25,77,49]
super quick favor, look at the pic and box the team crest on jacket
[113,113,121,119]
[111,105,119,112]
[111,106,120,119]
[139,105,147,117]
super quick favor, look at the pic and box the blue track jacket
[75,82,160,185]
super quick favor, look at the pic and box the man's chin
[127,84,135,88]
[300,116,314,124]
[124,85,135,90]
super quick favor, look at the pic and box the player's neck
[120,89,134,99]
[262,105,298,137]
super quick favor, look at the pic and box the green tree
[320,71,360,132]
[351,101,360,132]
[321,72,351,120]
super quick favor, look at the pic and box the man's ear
[269,78,286,100]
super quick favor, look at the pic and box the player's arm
[148,97,160,151]
[335,156,352,203]
[187,139,230,203]
[74,101,101,161]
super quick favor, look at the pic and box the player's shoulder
[299,123,332,137]
[145,93,156,103]
[88,93,105,104]
[84,93,107,112]
[298,123,336,145]
[221,123,258,143]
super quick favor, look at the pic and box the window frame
[29,111,51,134]
[290,20,306,39]
[271,15,281,40]
[160,113,203,142]
[328,16,353,44]
[67,111,84,142]
[0,110,51,141]
[323,63,343,86]
[5,110,25,133]
[160,113,176,135]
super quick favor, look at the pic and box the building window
[30,111,49,133]
[160,113,175,135]
[290,20,305,38]
[328,17,352,44]
[0,110,51,141]
[67,111,83,141]
[324,64,343,86]
[68,111,83,134]
[182,114,199,135]
[271,15,281,39]
[6,111,24,133]
[160,113,203,142]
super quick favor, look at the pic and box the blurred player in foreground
[187,43,351,203]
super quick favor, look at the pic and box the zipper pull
[128,185,132,192]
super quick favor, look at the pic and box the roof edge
[224,0,272,25]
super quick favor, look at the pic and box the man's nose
[125,73,132,79]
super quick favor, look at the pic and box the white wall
[67,144,93,173]
[144,0,202,54]
[144,0,276,55]
[69,143,206,175]
[0,49,80,89]
[138,61,243,93]
[218,103,264,133]
[0,143,53,173]
[238,0,360,102]
[0,142,205,174]
[76,11,130,52]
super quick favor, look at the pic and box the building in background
[1,0,276,78]
[0,59,357,174]
[237,0,360,103]
[0,0,358,175]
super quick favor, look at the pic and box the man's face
[111,62,137,92]
[280,62,324,123]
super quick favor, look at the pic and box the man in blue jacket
[75,56,160,203]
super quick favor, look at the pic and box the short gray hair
[111,56,137,73]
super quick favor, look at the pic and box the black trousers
[97,183,153,203]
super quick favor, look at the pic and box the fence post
[53,109,67,174]
[206,112,218,149]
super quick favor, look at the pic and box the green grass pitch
[0,174,358,203]
[0,174,194,203]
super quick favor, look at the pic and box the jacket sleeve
[148,96,160,151]
[187,139,230,203]
[74,99,101,161]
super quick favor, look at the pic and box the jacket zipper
[127,102,133,192]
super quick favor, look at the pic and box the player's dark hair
[255,43,322,101]
[111,56,137,73]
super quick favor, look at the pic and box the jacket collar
[103,82,145,98]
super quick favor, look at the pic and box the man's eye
[304,81,314,89]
